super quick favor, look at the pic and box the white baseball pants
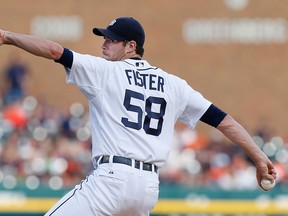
[45,161,159,216]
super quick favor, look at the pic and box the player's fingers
[267,161,277,177]
[269,168,277,179]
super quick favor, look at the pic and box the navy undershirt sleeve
[200,104,227,128]
[54,48,73,69]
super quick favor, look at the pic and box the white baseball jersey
[65,51,212,168]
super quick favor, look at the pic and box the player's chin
[103,55,117,61]
[102,54,111,61]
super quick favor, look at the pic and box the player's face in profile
[101,37,127,61]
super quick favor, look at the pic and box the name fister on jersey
[125,69,164,92]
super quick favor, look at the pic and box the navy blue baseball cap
[93,17,145,47]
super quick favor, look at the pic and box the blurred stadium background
[0,0,288,215]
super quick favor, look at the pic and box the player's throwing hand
[256,159,277,190]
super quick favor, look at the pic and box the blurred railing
[0,183,288,215]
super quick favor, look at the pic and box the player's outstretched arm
[0,29,63,60]
[216,114,277,190]
[0,30,4,46]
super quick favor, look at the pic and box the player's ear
[125,40,137,53]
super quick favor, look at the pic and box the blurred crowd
[0,96,93,190]
[0,58,287,191]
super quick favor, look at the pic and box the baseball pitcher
[0,17,277,216]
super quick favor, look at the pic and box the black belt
[98,155,158,173]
